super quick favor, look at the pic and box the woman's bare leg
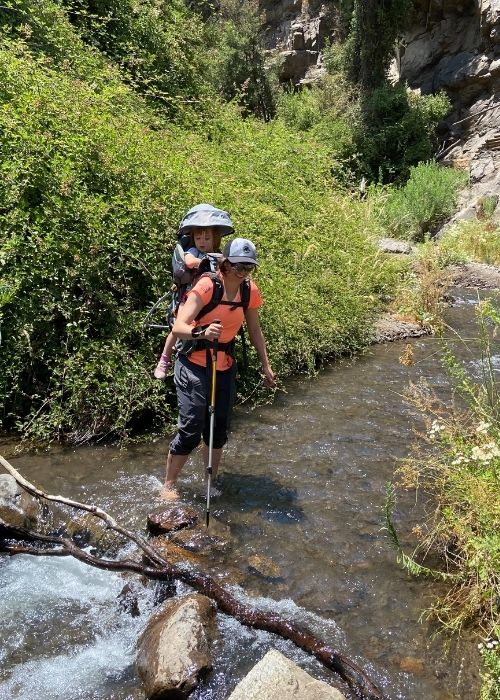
[160,452,189,500]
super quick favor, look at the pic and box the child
[153,225,222,379]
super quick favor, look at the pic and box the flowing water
[1,289,497,700]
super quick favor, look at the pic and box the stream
[1,288,497,700]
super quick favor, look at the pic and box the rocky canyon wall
[261,0,500,209]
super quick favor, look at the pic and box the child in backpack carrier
[154,204,233,379]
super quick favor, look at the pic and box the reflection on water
[1,289,496,699]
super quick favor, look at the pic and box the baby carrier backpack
[143,204,236,332]
[166,237,220,331]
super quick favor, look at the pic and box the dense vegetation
[0,0,455,444]
[386,299,500,696]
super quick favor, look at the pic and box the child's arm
[184,252,203,269]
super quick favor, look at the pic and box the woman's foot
[159,484,180,501]
[154,354,172,380]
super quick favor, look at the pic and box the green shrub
[374,161,468,241]
[276,88,322,131]
[355,86,451,183]
[0,35,397,444]
[386,300,500,639]
[205,0,276,120]
[1,0,212,122]
[480,641,500,700]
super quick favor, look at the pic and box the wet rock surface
[147,505,199,535]
[448,262,500,288]
[371,315,428,344]
[0,474,39,533]
[170,527,230,554]
[136,593,217,699]
[149,530,246,587]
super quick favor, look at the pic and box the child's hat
[178,204,234,236]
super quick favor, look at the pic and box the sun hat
[178,204,234,236]
[222,237,258,265]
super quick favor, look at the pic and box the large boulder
[227,649,345,699]
[136,593,217,699]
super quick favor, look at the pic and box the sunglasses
[229,262,256,273]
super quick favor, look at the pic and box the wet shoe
[154,355,172,380]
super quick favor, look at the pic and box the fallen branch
[0,455,386,700]
[0,454,166,568]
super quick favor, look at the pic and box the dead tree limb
[0,454,166,568]
[0,455,386,700]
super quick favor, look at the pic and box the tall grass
[385,299,500,697]
[374,161,468,241]
[438,220,500,266]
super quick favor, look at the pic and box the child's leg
[162,332,176,361]
[154,332,175,379]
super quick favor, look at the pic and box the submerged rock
[149,535,245,586]
[136,593,217,699]
[117,583,141,618]
[398,655,425,674]
[0,474,39,533]
[247,554,282,579]
[170,527,230,554]
[227,648,345,699]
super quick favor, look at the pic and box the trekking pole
[205,336,219,529]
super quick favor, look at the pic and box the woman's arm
[172,294,222,341]
[244,307,275,387]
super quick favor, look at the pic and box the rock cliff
[396,0,500,216]
[261,0,500,213]
[260,1,336,84]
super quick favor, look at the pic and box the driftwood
[0,455,386,700]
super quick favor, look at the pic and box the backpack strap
[178,275,251,358]
[194,273,224,321]
[237,279,250,367]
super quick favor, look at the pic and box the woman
[160,237,275,501]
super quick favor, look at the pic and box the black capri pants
[169,354,237,456]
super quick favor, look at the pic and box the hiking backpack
[175,269,251,361]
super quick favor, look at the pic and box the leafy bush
[1,0,228,127]
[480,641,500,700]
[205,0,276,120]
[374,161,468,241]
[57,0,212,119]
[0,34,396,444]
[277,88,323,131]
[355,86,451,183]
